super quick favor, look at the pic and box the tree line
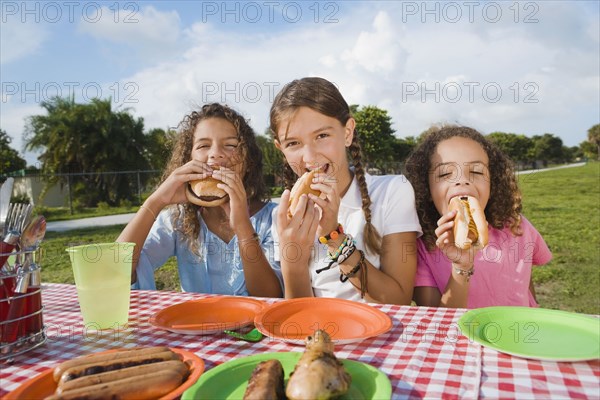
[1,96,598,206]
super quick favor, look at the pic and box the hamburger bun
[448,195,488,250]
[186,166,229,207]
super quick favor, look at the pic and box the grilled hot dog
[449,195,488,250]
[46,369,183,400]
[57,350,181,385]
[243,359,285,400]
[57,359,189,393]
[52,346,170,382]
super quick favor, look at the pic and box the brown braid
[349,131,382,254]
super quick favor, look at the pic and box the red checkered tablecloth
[1,283,598,399]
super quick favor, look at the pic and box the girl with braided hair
[270,77,421,304]
[118,103,282,297]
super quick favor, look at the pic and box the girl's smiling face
[274,106,354,180]
[192,117,241,170]
[428,136,491,215]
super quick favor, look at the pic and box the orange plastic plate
[3,347,205,400]
[254,297,392,345]
[149,297,265,335]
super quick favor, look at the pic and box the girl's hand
[147,160,213,208]
[307,171,341,238]
[277,190,320,266]
[211,167,250,228]
[435,210,478,268]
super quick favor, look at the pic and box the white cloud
[0,19,48,65]
[3,1,597,158]
[77,5,182,61]
[340,11,407,74]
[123,4,598,147]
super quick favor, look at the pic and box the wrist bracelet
[453,265,474,281]
[239,232,260,244]
[139,205,158,221]
[328,234,355,261]
[340,250,365,282]
[319,224,344,244]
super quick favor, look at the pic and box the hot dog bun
[47,369,183,400]
[186,166,229,207]
[52,346,170,382]
[48,348,190,400]
[57,360,189,393]
[288,169,322,216]
[449,196,488,250]
[57,350,181,385]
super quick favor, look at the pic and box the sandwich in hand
[448,196,488,250]
[288,169,322,217]
[186,166,229,207]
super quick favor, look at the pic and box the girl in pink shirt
[405,126,552,308]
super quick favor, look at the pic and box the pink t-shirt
[415,216,552,308]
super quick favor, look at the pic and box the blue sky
[1,1,599,166]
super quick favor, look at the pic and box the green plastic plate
[458,306,600,361]
[182,352,392,400]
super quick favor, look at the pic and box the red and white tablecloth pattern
[1,283,599,399]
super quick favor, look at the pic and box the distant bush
[270,186,284,197]
[119,198,133,208]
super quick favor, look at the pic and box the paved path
[515,162,586,174]
[46,163,587,232]
[46,213,137,232]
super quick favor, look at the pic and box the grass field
[518,162,599,314]
[40,162,599,314]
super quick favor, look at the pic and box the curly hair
[161,103,268,254]
[405,125,522,250]
[269,77,382,255]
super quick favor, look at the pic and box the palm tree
[24,96,153,206]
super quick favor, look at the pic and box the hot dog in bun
[449,195,488,250]
[186,166,229,207]
[288,169,322,216]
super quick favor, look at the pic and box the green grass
[39,163,599,314]
[518,162,599,314]
[42,225,180,290]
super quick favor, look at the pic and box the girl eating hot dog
[405,125,552,308]
[270,77,421,304]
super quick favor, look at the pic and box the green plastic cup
[66,242,135,329]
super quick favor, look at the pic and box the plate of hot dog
[3,346,204,400]
[149,297,265,335]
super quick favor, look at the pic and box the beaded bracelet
[316,244,357,274]
[327,234,355,261]
[337,243,356,264]
[319,224,344,244]
[453,265,474,282]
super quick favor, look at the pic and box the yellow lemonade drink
[67,242,134,329]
